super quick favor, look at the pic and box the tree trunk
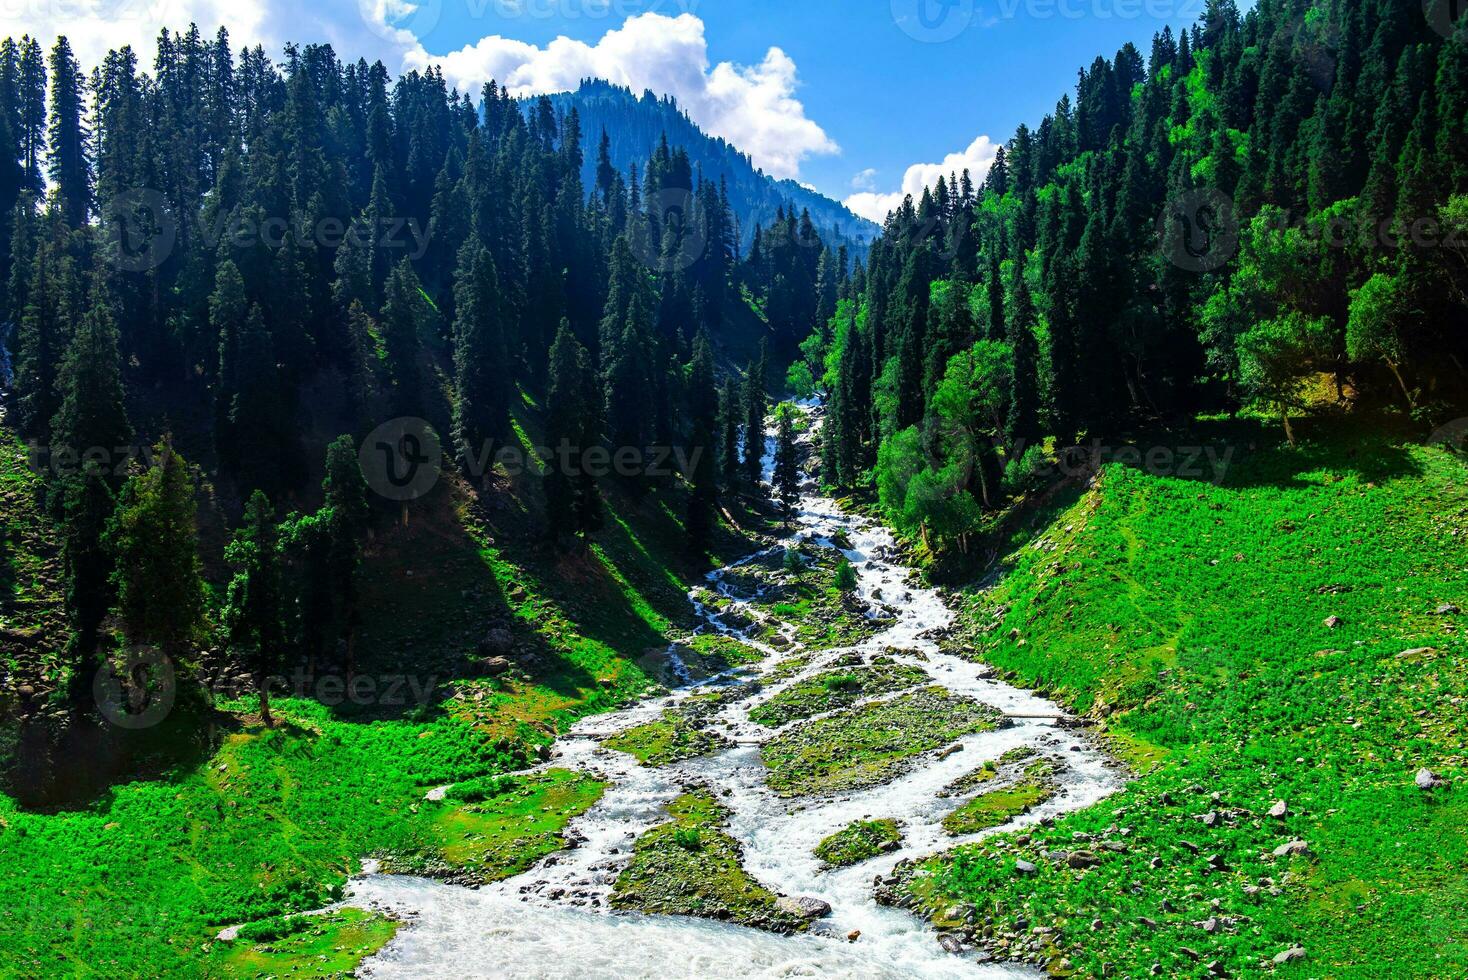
[259,679,274,728]
[1385,357,1415,410]
[1281,407,1297,447]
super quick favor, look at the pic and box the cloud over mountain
[844,132,999,223]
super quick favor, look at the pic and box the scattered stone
[1178,840,1200,854]
[1014,859,1038,875]
[479,628,514,654]
[1201,917,1220,934]
[1272,946,1307,965]
[938,934,963,954]
[1323,616,1342,629]
[1067,850,1101,869]
[1207,853,1229,871]
[1436,604,1460,616]
[1272,839,1312,858]
[1415,768,1449,791]
[777,896,832,919]
[1267,799,1289,819]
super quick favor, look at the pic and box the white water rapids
[346,417,1124,979]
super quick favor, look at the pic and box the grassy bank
[0,400,784,976]
[896,422,1468,977]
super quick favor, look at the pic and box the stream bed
[346,431,1124,979]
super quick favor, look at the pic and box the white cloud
[844,132,999,224]
[6,7,837,181]
[404,13,837,179]
[850,167,878,191]
[0,0,409,76]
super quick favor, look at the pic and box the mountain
[544,80,877,254]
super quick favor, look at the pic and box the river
[345,416,1123,979]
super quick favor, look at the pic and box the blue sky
[412,0,1210,215]
[5,0,1216,219]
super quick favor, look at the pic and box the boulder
[1066,850,1101,869]
[1415,768,1449,791]
[1272,946,1307,965]
[479,628,515,655]
[777,896,832,919]
[1272,839,1312,858]
[483,656,511,676]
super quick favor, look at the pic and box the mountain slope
[545,80,877,253]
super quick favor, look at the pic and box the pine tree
[50,284,131,480]
[13,232,76,438]
[105,440,204,657]
[46,37,90,227]
[772,402,800,523]
[544,322,601,543]
[224,491,286,727]
[684,331,719,553]
[15,36,43,197]
[718,375,740,487]
[381,258,426,416]
[451,244,509,474]
[1006,278,1041,450]
[60,463,115,673]
[741,341,768,484]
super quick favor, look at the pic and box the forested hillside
[546,79,878,253]
[795,0,1468,560]
[0,27,848,804]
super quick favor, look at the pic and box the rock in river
[777,896,832,919]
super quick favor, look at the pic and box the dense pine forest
[0,25,852,799]
[797,0,1468,560]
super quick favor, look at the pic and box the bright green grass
[603,711,729,767]
[941,779,1055,836]
[748,660,929,727]
[610,788,804,932]
[760,687,1004,797]
[0,415,783,976]
[906,429,1468,977]
[814,818,902,867]
[385,769,604,881]
[204,908,397,978]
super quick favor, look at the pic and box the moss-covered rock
[602,710,731,766]
[610,789,806,932]
[814,818,903,867]
[749,660,929,728]
[760,687,1006,797]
